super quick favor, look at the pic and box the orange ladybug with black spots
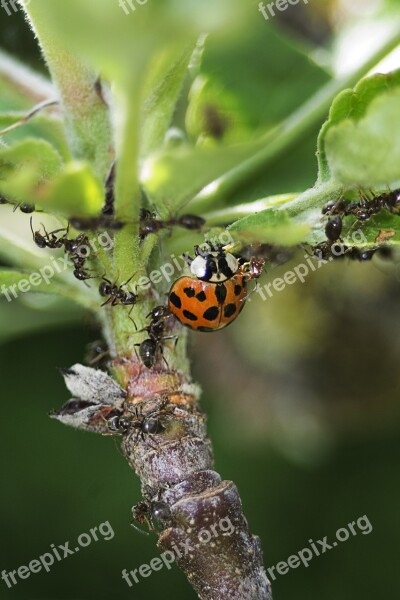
[168,245,263,332]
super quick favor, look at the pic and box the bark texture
[52,359,272,600]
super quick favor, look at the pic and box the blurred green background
[1,1,400,599]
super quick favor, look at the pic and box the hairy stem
[19,1,113,181]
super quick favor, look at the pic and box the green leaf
[140,44,195,158]
[0,268,96,310]
[38,162,105,216]
[355,211,400,245]
[0,138,63,201]
[0,50,55,111]
[318,70,400,184]
[187,23,330,144]
[142,141,263,217]
[0,113,71,161]
[0,221,54,270]
[33,0,247,84]
[0,269,73,298]
[228,209,310,246]
[325,89,400,186]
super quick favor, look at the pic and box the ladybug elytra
[168,245,261,332]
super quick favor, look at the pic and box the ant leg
[161,350,170,370]
[127,306,137,330]
[101,276,113,285]
[130,520,151,536]
[121,272,137,289]
[29,216,36,240]
[100,296,113,307]
[182,252,193,266]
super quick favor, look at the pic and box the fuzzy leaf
[318,70,400,184]
[228,210,310,246]
[140,44,195,158]
[0,113,71,161]
[142,141,263,217]
[0,269,73,299]
[61,364,126,404]
[0,138,63,201]
[36,0,247,84]
[0,269,96,310]
[325,89,400,186]
[37,162,105,216]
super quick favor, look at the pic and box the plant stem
[19,2,113,181]
[203,194,298,225]
[0,49,55,107]
[189,25,400,213]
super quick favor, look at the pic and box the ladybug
[168,245,260,332]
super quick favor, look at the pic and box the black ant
[139,208,205,239]
[30,218,68,249]
[325,215,343,242]
[72,259,97,281]
[107,408,165,437]
[98,274,138,315]
[107,396,174,444]
[1,195,36,213]
[131,498,172,534]
[135,306,174,369]
[312,241,379,262]
[30,218,96,282]
[323,189,400,223]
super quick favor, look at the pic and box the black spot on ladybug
[203,306,219,321]
[234,284,242,296]
[224,303,237,318]
[169,292,182,309]
[183,287,196,298]
[196,291,207,302]
[183,309,198,321]
[214,283,227,304]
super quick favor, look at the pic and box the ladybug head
[190,244,239,282]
